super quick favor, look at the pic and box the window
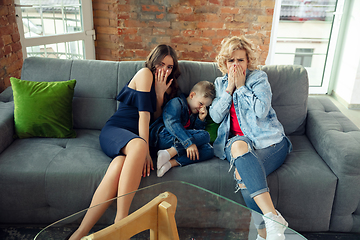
[268,0,345,94]
[294,48,314,67]
[15,0,95,60]
[26,41,84,59]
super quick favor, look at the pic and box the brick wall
[0,1,23,93]
[0,0,274,93]
[93,0,275,63]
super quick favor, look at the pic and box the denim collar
[179,93,188,105]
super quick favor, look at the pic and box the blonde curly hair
[216,36,259,74]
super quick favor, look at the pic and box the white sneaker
[263,210,288,240]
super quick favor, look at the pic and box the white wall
[352,54,360,104]
[330,0,360,108]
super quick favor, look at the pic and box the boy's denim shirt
[149,93,206,149]
[209,69,292,160]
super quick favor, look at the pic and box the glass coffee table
[34,181,306,240]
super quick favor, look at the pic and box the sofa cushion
[0,129,111,223]
[21,57,73,82]
[10,77,77,138]
[261,65,308,136]
[268,135,337,231]
[205,116,219,143]
[70,60,120,130]
[177,61,222,94]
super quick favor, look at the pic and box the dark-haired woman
[69,44,181,240]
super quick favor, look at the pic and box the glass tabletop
[34,181,306,240]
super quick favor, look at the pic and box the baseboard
[331,91,360,109]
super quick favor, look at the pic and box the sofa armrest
[0,101,14,154]
[306,96,360,231]
[306,96,360,174]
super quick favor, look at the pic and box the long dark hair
[145,45,181,99]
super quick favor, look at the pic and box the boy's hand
[187,144,199,161]
[198,105,208,121]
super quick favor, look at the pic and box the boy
[150,81,216,177]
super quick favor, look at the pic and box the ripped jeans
[225,135,290,229]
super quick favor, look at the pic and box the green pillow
[10,77,77,139]
[205,116,220,144]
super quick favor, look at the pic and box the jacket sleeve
[234,70,272,119]
[163,98,195,149]
[209,77,232,124]
[193,116,206,130]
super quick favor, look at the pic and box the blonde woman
[209,36,292,240]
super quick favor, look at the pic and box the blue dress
[99,80,156,159]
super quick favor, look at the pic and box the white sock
[157,150,171,170]
[157,162,172,177]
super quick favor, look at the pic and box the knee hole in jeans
[231,140,250,158]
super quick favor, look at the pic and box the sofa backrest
[174,62,308,136]
[19,57,308,135]
[177,60,223,94]
[261,65,308,135]
[21,57,119,130]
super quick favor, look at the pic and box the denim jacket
[149,93,206,149]
[209,69,291,160]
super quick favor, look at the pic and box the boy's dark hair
[191,81,216,100]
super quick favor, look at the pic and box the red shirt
[184,107,191,129]
[230,101,244,136]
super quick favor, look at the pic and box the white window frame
[267,0,345,94]
[15,0,95,60]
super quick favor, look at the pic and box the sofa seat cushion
[0,129,111,224]
[132,157,243,229]
[268,135,337,232]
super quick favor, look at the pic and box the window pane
[303,56,313,67]
[294,55,302,65]
[274,0,337,87]
[294,48,314,67]
[20,0,82,38]
[26,40,84,60]
[280,0,336,22]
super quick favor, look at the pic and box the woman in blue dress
[69,45,180,240]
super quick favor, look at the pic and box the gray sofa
[0,57,359,233]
